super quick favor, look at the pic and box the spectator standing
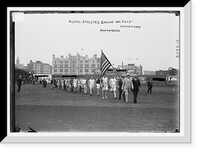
[147,78,153,94]
[17,75,22,92]
[132,76,141,104]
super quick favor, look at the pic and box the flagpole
[111,63,120,77]
[100,50,103,77]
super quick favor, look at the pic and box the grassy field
[15,83,180,133]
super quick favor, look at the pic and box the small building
[143,70,155,75]
[155,70,169,77]
[27,60,52,75]
[117,63,143,75]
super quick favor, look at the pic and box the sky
[15,12,179,71]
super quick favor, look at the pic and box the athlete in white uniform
[73,78,78,93]
[96,78,101,96]
[88,77,95,96]
[101,74,108,99]
[77,78,82,93]
[82,78,87,94]
[110,76,117,99]
[61,78,64,90]
[57,79,60,89]
[109,77,114,93]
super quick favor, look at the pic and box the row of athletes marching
[51,77,92,94]
[50,75,119,99]
[50,73,145,103]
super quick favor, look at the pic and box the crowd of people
[17,73,153,104]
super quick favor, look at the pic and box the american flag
[100,51,112,75]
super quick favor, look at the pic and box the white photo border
[4,3,191,143]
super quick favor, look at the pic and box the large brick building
[52,53,101,75]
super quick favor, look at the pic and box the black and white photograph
[5,4,192,143]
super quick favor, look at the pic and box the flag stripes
[100,51,112,75]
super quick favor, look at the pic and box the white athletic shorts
[96,84,100,89]
[111,86,116,91]
[102,85,108,91]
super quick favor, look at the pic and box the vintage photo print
[5,3,191,143]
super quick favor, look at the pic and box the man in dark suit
[17,75,22,92]
[147,78,153,94]
[118,76,125,101]
[131,76,141,103]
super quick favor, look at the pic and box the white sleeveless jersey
[81,79,86,85]
[89,79,95,88]
[111,78,117,87]
[102,77,108,86]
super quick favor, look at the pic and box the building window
[54,69,57,72]
[60,69,63,72]
[60,64,63,68]
[72,69,76,73]
[80,69,83,73]
[85,69,89,73]
[85,60,89,63]
[80,60,83,64]
[91,64,95,68]
[65,61,68,63]
[72,64,76,67]
[79,64,83,68]
[85,64,89,68]
[60,61,63,64]
[92,60,95,63]
[72,60,76,64]
[64,64,68,68]
[64,69,68,72]
[91,69,95,73]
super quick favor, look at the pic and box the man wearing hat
[131,76,141,103]
[122,73,132,102]
[17,75,22,92]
